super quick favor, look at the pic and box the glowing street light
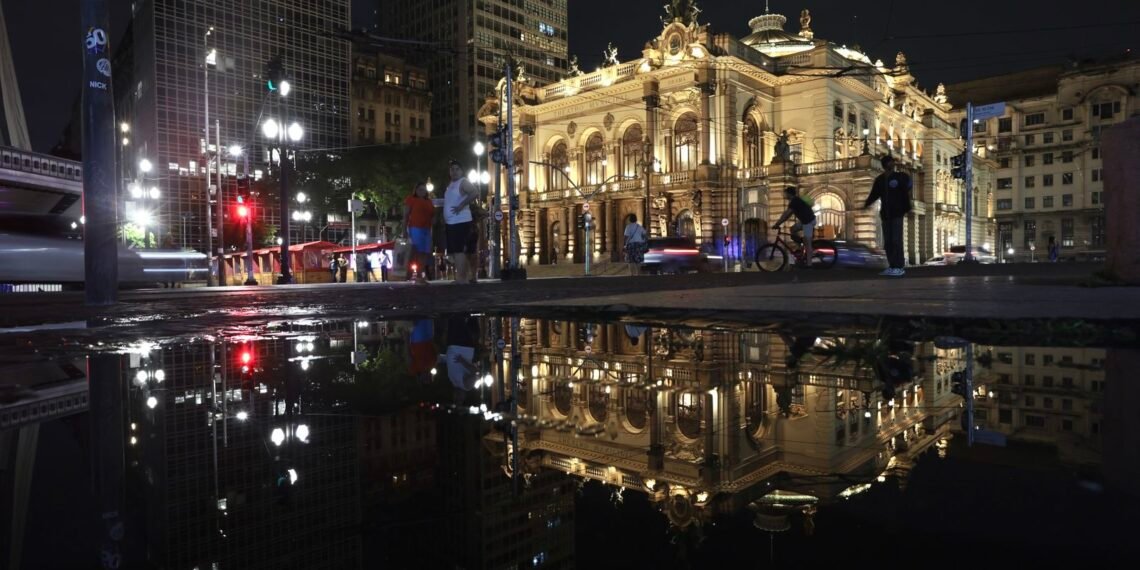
[228,144,244,157]
[262,118,280,140]
[296,192,307,203]
[278,80,292,97]
[138,158,153,173]
[468,169,479,184]
[286,122,303,142]
[473,141,485,156]
[271,428,286,446]
[120,122,130,134]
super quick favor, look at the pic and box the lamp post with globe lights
[262,117,304,283]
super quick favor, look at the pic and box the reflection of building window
[676,392,702,438]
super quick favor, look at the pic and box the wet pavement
[2,311,1139,568]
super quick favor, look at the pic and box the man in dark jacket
[774,186,817,265]
[863,155,913,277]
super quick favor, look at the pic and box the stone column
[698,68,715,165]
[1100,117,1140,283]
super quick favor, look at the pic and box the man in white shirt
[444,160,480,284]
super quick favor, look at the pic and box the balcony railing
[736,165,768,180]
[652,170,695,186]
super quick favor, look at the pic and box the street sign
[721,218,729,227]
[972,102,1006,121]
[347,199,364,215]
[494,211,504,222]
[582,203,590,211]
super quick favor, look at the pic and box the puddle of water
[3,315,1139,568]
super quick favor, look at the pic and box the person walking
[622,214,648,275]
[1048,235,1060,263]
[863,155,913,277]
[773,186,816,266]
[444,160,480,284]
[337,254,348,283]
[403,182,435,284]
[329,254,339,283]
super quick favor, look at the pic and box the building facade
[118,0,351,252]
[948,58,1139,262]
[479,5,995,268]
[382,0,569,139]
[350,49,432,146]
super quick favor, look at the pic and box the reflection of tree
[307,345,453,415]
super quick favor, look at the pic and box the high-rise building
[947,57,1139,262]
[117,0,351,251]
[350,48,432,146]
[381,0,569,139]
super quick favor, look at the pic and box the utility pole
[240,153,257,285]
[216,120,226,285]
[81,0,118,305]
[964,102,975,263]
[504,62,523,279]
[278,146,292,284]
[204,27,216,286]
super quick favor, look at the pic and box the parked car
[924,256,949,266]
[812,239,888,269]
[640,237,714,274]
[943,245,996,264]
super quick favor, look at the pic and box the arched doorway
[812,192,846,239]
[675,209,696,238]
[549,220,562,264]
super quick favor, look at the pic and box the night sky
[7,0,1139,153]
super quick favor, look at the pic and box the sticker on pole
[494,211,504,222]
[721,218,729,226]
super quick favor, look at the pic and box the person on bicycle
[773,186,816,265]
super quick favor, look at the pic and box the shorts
[445,222,476,255]
[409,226,432,253]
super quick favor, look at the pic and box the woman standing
[403,182,435,284]
[623,213,648,275]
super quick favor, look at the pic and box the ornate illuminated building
[479,2,995,267]
[485,318,961,529]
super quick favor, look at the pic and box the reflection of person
[403,182,435,284]
[406,319,437,383]
[445,316,479,393]
[863,155,913,277]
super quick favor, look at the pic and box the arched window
[554,382,573,415]
[673,113,698,172]
[584,133,605,185]
[549,141,569,191]
[743,118,762,169]
[624,388,649,431]
[588,384,608,422]
[676,392,702,439]
[621,124,644,179]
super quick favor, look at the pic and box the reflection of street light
[473,141,485,156]
[271,428,286,446]
[262,118,280,140]
[480,171,491,185]
[468,169,479,184]
[296,424,310,442]
[296,192,307,204]
[425,179,434,193]
[279,80,292,97]
[228,144,243,157]
[149,187,160,200]
[236,411,249,421]
[287,122,303,142]
[146,396,158,409]
[138,158,153,173]
[120,122,130,134]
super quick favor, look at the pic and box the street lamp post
[204,27,216,286]
[263,118,303,284]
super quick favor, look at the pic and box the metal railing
[0,146,83,182]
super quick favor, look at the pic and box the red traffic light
[240,351,253,365]
[237,205,250,218]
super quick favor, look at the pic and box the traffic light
[265,55,286,94]
[576,214,585,230]
[950,152,967,180]
[489,126,507,165]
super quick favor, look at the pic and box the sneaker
[879,268,895,276]
[894,268,906,277]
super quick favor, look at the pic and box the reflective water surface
[3,316,1139,568]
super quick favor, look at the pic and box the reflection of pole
[509,316,521,494]
[584,214,592,276]
[278,147,292,284]
[965,343,975,446]
[204,31,215,287]
[89,353,127,569]
[82,0,119,304]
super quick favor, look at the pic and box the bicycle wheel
[755,244,788,272]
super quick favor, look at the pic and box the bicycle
[753,226,838,272]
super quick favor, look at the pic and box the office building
[381,0,569,139]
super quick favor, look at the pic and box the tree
[294,136,473,220]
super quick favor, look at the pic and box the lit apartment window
[1061,218,1074,246]
[997,177,1013,189]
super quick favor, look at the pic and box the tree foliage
[294,136,473,218]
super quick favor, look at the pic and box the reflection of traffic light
[577,323,595,347]
[265,55,284,93]
[950,371,966,396]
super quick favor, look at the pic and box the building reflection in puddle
[10,316,1130,568]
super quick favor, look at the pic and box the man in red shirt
[403,182,435,284]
